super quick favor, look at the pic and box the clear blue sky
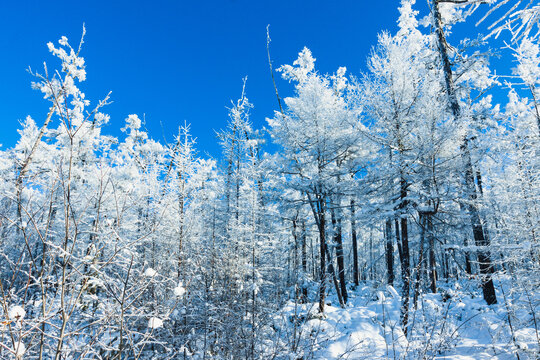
[0,1,512,158]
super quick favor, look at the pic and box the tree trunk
[301,220,308,302]
[399,176,410,337]
[395,218,403,269]
[314,196,327,313]
[319,203,326,312]
[427,215,437,293]
[462,141,497,304]
[433,0,497,305]
[385,219,395,286]
[413,214,426,309]
[351,199,359,287]
[325,246,345,308]
[464,236,473,275]
[332,207,348,304]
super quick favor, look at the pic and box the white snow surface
[272,276,539,359]
[148,317,164,329]
[8,305,25,321]
[144,267,157,277]
[173,283,186,297]
[12,341,25,358]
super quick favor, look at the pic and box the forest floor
[274,275,540,359]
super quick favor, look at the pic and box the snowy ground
[271,276,540,359]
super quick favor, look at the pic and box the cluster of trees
[0,0,538,358]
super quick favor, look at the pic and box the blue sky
[0,0,401,157]
[0,1,514,158]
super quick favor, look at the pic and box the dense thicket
[0,0,539,359]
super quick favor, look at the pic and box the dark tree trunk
[462,142,497,304]
[433,0,497,305]
[475,170,496,275]
[413,214,426,309]
[351,199,359,287]
[464,236,473,275]
[369,230,374,280]
[385,219,395,286]
[292,219,299,288]
[325,246,345,308]
[301,220,308,302]
[395,218,403,268]
[313,195,327,313]
[332,207,348,304]
[319,204,326,312]
[292,218,308,303]
[399,176,410,336]
[427,215,437,293]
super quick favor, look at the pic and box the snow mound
[174,283,186,297]
[148,317,164,329]
[144,268,157,277]
[270,278,540,359]
[8,305,25,321]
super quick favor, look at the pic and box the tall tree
[269,49,360,311]
[432,0,497,305]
